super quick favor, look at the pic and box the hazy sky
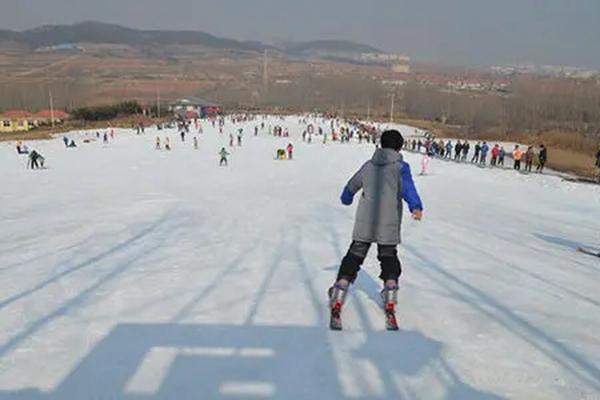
[2,0,600,67]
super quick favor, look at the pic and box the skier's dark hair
[381,130,404,151]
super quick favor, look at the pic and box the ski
[577,247,600,258]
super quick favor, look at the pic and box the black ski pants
[337,241,402,283]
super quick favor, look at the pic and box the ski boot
[328,283,348,330]
[380,283,399,331]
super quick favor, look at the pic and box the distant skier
[480,142,489,165]
[421,152,431,175]
[513,145,523,170]
[454,141,462,160]
[165,137,171,151]
[63,136,69,147]
[229,133,234,147]
[237,129,243,146]
[491,144,500,166]
[193,136,199,150]
[155,136,161,150]
[219,147,230,166]
[286,143,294,160]
[180,131,185,142]
[28,150,44,169]
[536,144,547,173]
[524,146,534,172]
[328,130,423,331]
[461,141,470,161]
[103,132,109,144]
[498,146,506,166]
[471,142,481,163]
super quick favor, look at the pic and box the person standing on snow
[219,147,230,166]
[479,142,490,165]
[491,144,500,166]
[286,143,294,160]
[155,136,161,150]
[229,133,234,147]
[513,145,523,170]
[193,136,199,150]
[498,146,506,166]
[461,141,470,161]
[524,146,534,172]
[328,130,423,330]
[471,142,481,163]
[536,144,547,173]
[454,141,462,160]
[237,129,243,146]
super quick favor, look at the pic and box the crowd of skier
[404,137,549,174]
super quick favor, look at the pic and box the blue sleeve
[401,162,423,212]
[340,186,355,206]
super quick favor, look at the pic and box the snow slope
[0,116,599,399]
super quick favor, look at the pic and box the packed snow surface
[1,116,599,399]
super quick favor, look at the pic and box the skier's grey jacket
[340,148,423,245]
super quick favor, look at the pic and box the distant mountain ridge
[0,21,382,56]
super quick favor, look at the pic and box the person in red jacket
[286,143,294,160]
[491,144,500,166]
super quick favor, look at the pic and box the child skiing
[219,147,230,166]
[329,130,423,330]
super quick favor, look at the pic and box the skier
[193,136,199,150]
[524,146,534,172]
[229,134,234,147]
[63,136,69,147]
[454,141,462,160]
[471,142,481,163]
[286,143,294,160]
[491,144,500,166]
[498,146,506,166]
[461,141,470,161]
[155,136,161,150]
[328,130,423,331]
[480,142,489,165]
[537,144,547,173]
[219,147,230,166]
[180,130,185,142]
[165,137,171,151]
[513,145,523,170]
[445,141,453,159]
[103,132,109,145]
[421,152,431,175]
[237,129,243,146]
[28,150,44,169]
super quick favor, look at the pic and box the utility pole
[262,49,269,92]
[389,92,395,123]
[49,86,55,128]
[157,86,161,119]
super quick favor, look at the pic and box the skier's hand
[411,210,423,221]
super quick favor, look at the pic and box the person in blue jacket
[479,142,490,165]
[329,130,424,317]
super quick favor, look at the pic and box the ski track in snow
[0,116,599,399]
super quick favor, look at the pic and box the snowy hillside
[0,116,599,399]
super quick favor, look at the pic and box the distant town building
[170,98,222,119]
[0,109,69,132]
